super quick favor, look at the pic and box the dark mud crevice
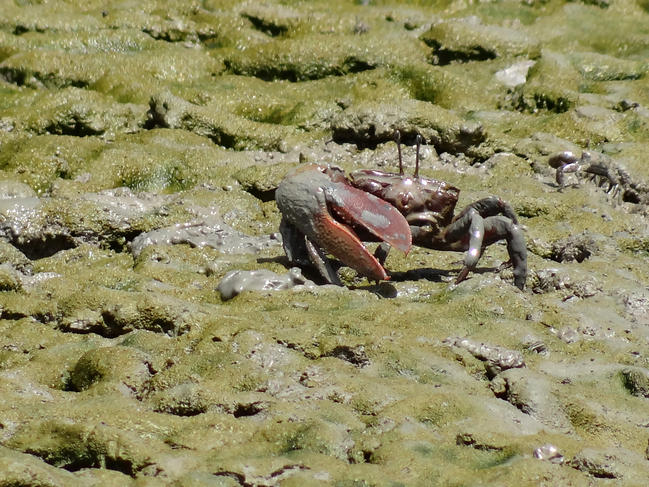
[223,59,376,83]
[342,57,375,75]
[241,186,276,203]
[241,14,288,37]
[232,402,265,418]
[213,464,309,487]
[426,44,497,65]
[622,189,641,204]
[456,433,506,451]
[43,118,105,137]
[324,345,370,367]
[11,234,77,260]
[105,229,145,253]
[349,448,377,465]
[63,457,140,476]
[590,471,618,479]
[0,66,89,90]
[13,25,31,35]
[332,126,483,157]
[146,100,239,148]
[213,471,248,486]
[0,308,56,324]
[24,447,146,477]
[100,310,179,338]
[156,403,207,417]
[141,28,189,43]
[522,93,573,114]
[568,461,618,479]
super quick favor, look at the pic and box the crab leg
[489,217,527,290]
[460,196,518,224]
[436,198,527,289]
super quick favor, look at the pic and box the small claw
[455,266,470,285]
[305,237,342,285]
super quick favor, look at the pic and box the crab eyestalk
[394,130,403,176]
[415,134,422,178]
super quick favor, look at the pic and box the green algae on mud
[1,0,649,485]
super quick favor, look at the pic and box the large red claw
[276,163,412,283]
[326,182,412,254]
[312,210,390,282]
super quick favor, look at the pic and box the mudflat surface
[1,0,649,485]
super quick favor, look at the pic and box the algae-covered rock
[0,445,82,487]
[7,419,156,475]
[331,99,487,157]
[0,193,77,259]
[0,45,223,103]
[0,240,30,273]
[224,33,428,82]
[392,62,484,108]
[148,381,210,416]
[0,264,22,292]
[569,51,648,82]
[235,162,296,202]
[491,368,573,432]
[569,447,649,480]
[620,367,649,398]
[130,217,279,259]
[68,345,153,395]
[0,134,105,194]
[0,86,147,137]
[148,91,302,151]
[100,291,209,337]
[420,17,541,65]
[511,51,581,113]
[240,2,302,37]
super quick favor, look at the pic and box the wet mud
[1,0,649,485]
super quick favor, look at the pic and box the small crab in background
[549,150,644,204]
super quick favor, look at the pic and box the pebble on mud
[445,337,525,378]
[217,267,316,300]
[533,444,564,464]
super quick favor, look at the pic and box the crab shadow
[258,257,501,298]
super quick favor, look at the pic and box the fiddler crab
[275,131,527,289]
[549,150,634,199]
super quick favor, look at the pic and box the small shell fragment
[533,444,564,464]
